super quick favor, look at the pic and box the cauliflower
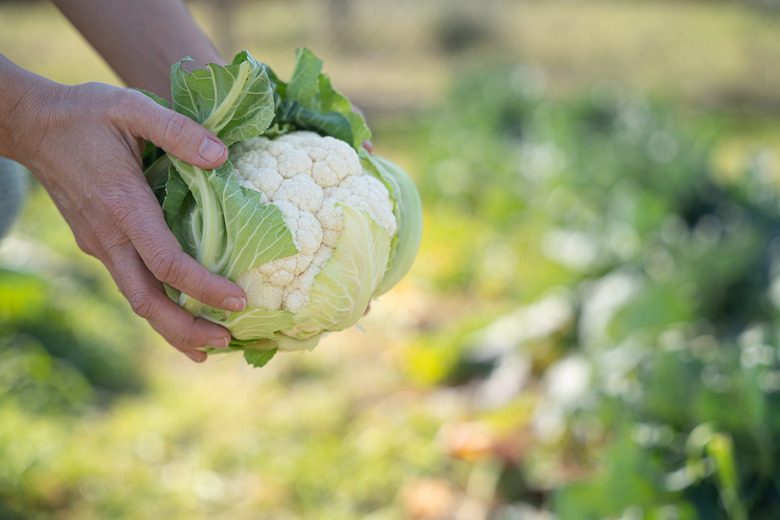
[142,48,422,367]
[232,131,396,314]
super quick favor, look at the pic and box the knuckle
[162,113,190,150]
[165,318,199,350]
[103,188,150,233]
[127,289,157,320]
[174,329,198,350]
[73,235,97,257]
[108,201,142,232]
[108,88,146,120]
[148,249,183,286]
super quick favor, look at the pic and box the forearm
[51,0,225,99]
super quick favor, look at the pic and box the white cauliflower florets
[232,131,396,313]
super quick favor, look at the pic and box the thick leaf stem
[170,158,223,271]
[202,60,253,135]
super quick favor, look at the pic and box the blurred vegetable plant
[408,61,780,519]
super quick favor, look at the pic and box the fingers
[143,241,248,313]
[104,199,242,362]
[121,90,228,169]
[129,207,247,311]
[105,181,247,313]
[104,241,233,362]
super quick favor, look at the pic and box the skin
[51,0,228,99]
[0,1,245,362]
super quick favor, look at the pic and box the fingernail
[207,336,230,349]
[199,137,225,165]
[222,296,246,312]
[186,350,207,363]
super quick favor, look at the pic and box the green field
[2,1,780,519]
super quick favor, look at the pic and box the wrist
[0,56,64,169]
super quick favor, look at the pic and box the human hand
[10,80,246,362]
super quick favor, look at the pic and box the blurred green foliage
[407,58,780,519]
[0,268,145,397]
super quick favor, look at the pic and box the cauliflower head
[232,131,396,315]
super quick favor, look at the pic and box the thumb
[127,91,227,169]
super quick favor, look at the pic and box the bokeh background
[2,0,780,518]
